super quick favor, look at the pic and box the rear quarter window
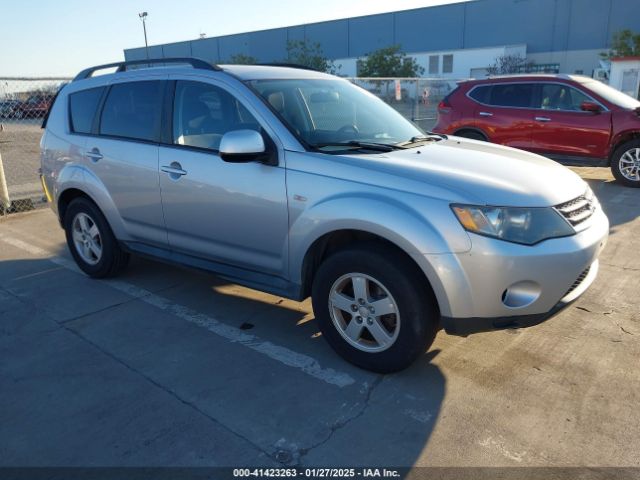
[468,85,492,104]
[69,87,105,134]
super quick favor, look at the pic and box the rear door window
[99,81,164,142]
[69,87,105,134]
[489,84,535,108]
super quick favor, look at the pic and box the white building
[609,57,640,99]
[334,45,527,79]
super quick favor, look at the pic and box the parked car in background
[41,59,608,372]
[13,94,53,119]
[0,100,20,118]
[433,75,640,187]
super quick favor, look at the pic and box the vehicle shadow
[583,176,640,232]
[0,253,445,467]
[300,350,446,467]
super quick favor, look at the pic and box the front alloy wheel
[329,273,400,352]
[618,147,640,183]
[612,140,640,188]
[312,244,439,373]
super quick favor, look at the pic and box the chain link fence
[347,77,466,132]
[0,77,71,216]
[0,75,464,218]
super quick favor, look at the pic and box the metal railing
[0,77,71,216]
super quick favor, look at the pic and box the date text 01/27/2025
[233,468,401,478]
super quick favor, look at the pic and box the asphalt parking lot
[0,123,43,202]
[0,167,638,468]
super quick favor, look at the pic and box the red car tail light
[438,98,452,114]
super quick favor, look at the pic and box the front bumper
[422,206,609,335]
[441,259,599,336]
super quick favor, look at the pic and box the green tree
[285,40,338,74]
[601,29,640,58]
[227,53,258,65]
[357,45,424,78]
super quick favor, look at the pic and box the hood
[338,138,587,207]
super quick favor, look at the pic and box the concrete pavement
[0,167,638,467]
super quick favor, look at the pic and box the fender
[55,163,129,240]
[453,127,489,141]
[288,194,471,311]
[609,128,640,164]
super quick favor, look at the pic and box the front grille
[555,194,595,227]
[564,266,591,298]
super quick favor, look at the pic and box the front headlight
[451,204,574,245]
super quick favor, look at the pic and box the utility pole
[139,12,149,60]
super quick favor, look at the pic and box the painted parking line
[0,233,355,388]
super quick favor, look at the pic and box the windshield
[581,79,640,109]
[247,78,424,150]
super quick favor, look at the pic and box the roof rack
[73,57,221,81]
[256,63,320,72]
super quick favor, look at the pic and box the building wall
[610,60,640,98]
[124,0,640,75]
[334,45,527,78]
[526,49,604,75]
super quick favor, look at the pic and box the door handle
[161,162,187,178]
[479,111,493,117]
[85,148,103,161]
[535,116,551,122]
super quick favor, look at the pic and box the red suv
[433,75,640,187]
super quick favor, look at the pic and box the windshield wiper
[396,133,448,147]
[311,141,404,152]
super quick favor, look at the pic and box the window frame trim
[466,81,609,113]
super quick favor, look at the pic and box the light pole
[139,12,149,61]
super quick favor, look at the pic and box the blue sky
[0,0,468,77]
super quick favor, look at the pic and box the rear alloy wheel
[312,245,439,373]
[611,140,640,188]
[71,212,103,266]
[64,197,129,278]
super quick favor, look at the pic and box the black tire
[63,197,129,278]
[611,139,640,188]
[311,244,439,373]
[455,129,487,141]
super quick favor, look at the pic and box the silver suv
[41,58,609,372]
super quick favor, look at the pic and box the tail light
[438,98,452,114]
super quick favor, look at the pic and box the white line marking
[0,233,355,388]
[403,408,433,424]
[479,435,527,463]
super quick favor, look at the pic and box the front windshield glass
[247,79,424,149]
[581,79,640,109]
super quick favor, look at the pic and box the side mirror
[580,101,602,114]
[219,129,267,163]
